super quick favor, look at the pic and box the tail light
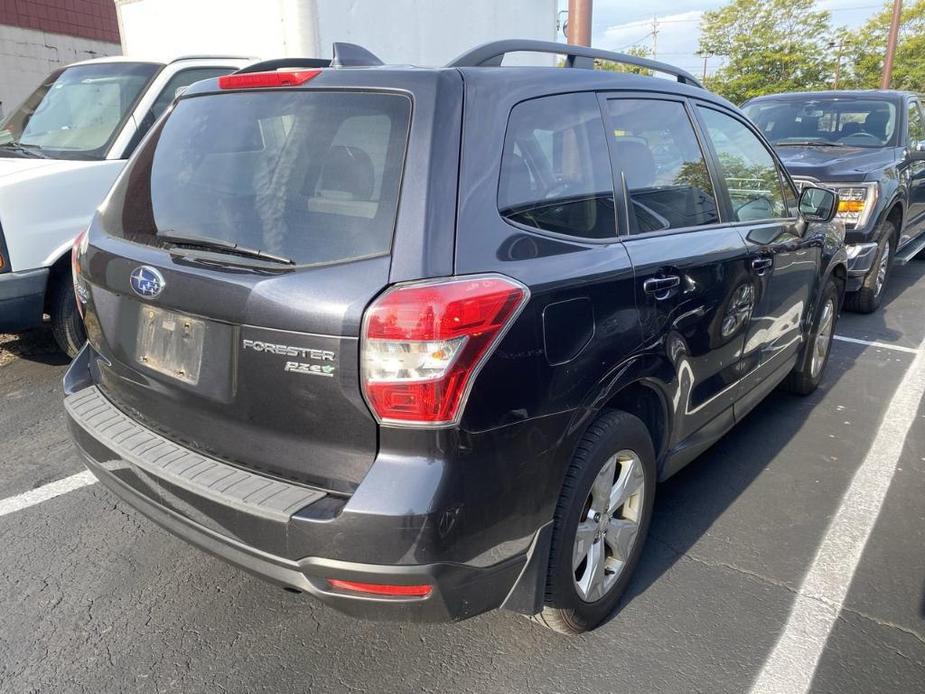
[71,229,89,317]
[361,275,529,427]
[218,69,321,90]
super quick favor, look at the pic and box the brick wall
[0,0,120,44]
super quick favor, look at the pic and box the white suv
[0,55,249,355]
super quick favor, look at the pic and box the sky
[557,0,889,78]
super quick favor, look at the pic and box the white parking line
[750,336,925,694]
[834,334,921,355]
[0,471,97,518]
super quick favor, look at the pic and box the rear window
[104,91,411,266]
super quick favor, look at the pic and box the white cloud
[599,11,708,77]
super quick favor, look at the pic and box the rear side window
[698,107,790,222]
[605,98,719,234]
[498,93,616,240]
[105,91,411,266]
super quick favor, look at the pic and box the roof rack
[169,55,253,64]
[446,39,704,88]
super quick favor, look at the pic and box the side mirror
[909,140,925,160]
[799,186,839,223]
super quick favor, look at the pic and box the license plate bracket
[136,306,205,385]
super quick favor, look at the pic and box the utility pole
[651,16,660,59]
[881,0,903,89]
[567,0,592,46]
[829,40,844,89]
[701,54,708,82]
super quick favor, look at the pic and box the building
[0,0,121,117]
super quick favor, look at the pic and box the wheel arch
[43,247,72,314]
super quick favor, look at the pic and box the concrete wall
[0,24,120,117]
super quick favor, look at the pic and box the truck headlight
[825,182,878,228]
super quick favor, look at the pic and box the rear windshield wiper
[157,232,295,265]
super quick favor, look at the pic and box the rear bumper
[0,268,48,331]
[64,346,549,622]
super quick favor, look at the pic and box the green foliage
[700,0,925,101]
[699,0,834,103]
[594,46,654,76]
[844,0,925,90]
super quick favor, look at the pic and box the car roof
[456,66,736,109]
[66,55,253,69]
[746,89,916,104]
[184,62,737,114]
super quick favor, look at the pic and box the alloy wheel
[875,242,890,297]
[810,298,835,379]
[572,450,645,603]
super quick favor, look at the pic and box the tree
[845,0,925,90]
[595,46,654,76]
[699,0,835,103]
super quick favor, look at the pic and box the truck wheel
[781,279,839,396]
[844,222,895,314]
[49,273,86,358]
[534,410,655,635]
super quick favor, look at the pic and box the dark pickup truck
[744,90,925,312]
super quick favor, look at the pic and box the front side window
[743,98,898,148]
[103,91,411,266]
[498,93,616,240]
[698,107,789,222]
[907,101,925,144]
[0,62,160,160]
[606,98,719,234]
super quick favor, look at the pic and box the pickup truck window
[0,62,160,161]
[744,98,898,148]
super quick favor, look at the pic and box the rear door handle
[643,275,681,298]
[751,257,773,275]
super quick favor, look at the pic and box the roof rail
[446,39,704,88]
[169,55,253,64]
[236,58,331,74]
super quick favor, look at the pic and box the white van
[0,56,248,355]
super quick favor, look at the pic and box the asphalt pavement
[1,262,923,694]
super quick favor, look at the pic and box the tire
[534,410,656,635]
[49,272,86,358]
[844,222,895,314]
[781,279,839,396]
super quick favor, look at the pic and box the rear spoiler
[234,43,384,74]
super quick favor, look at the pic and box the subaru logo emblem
[130,266,165,299]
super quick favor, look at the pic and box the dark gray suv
[64,41,845,633]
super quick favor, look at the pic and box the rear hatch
[79,74,440,494]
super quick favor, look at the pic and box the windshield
[102,90,412,266]
[0,62,160,160]
[743,98,898,148]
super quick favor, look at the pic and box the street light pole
[567,0,592,46]
[881,0,903,89]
